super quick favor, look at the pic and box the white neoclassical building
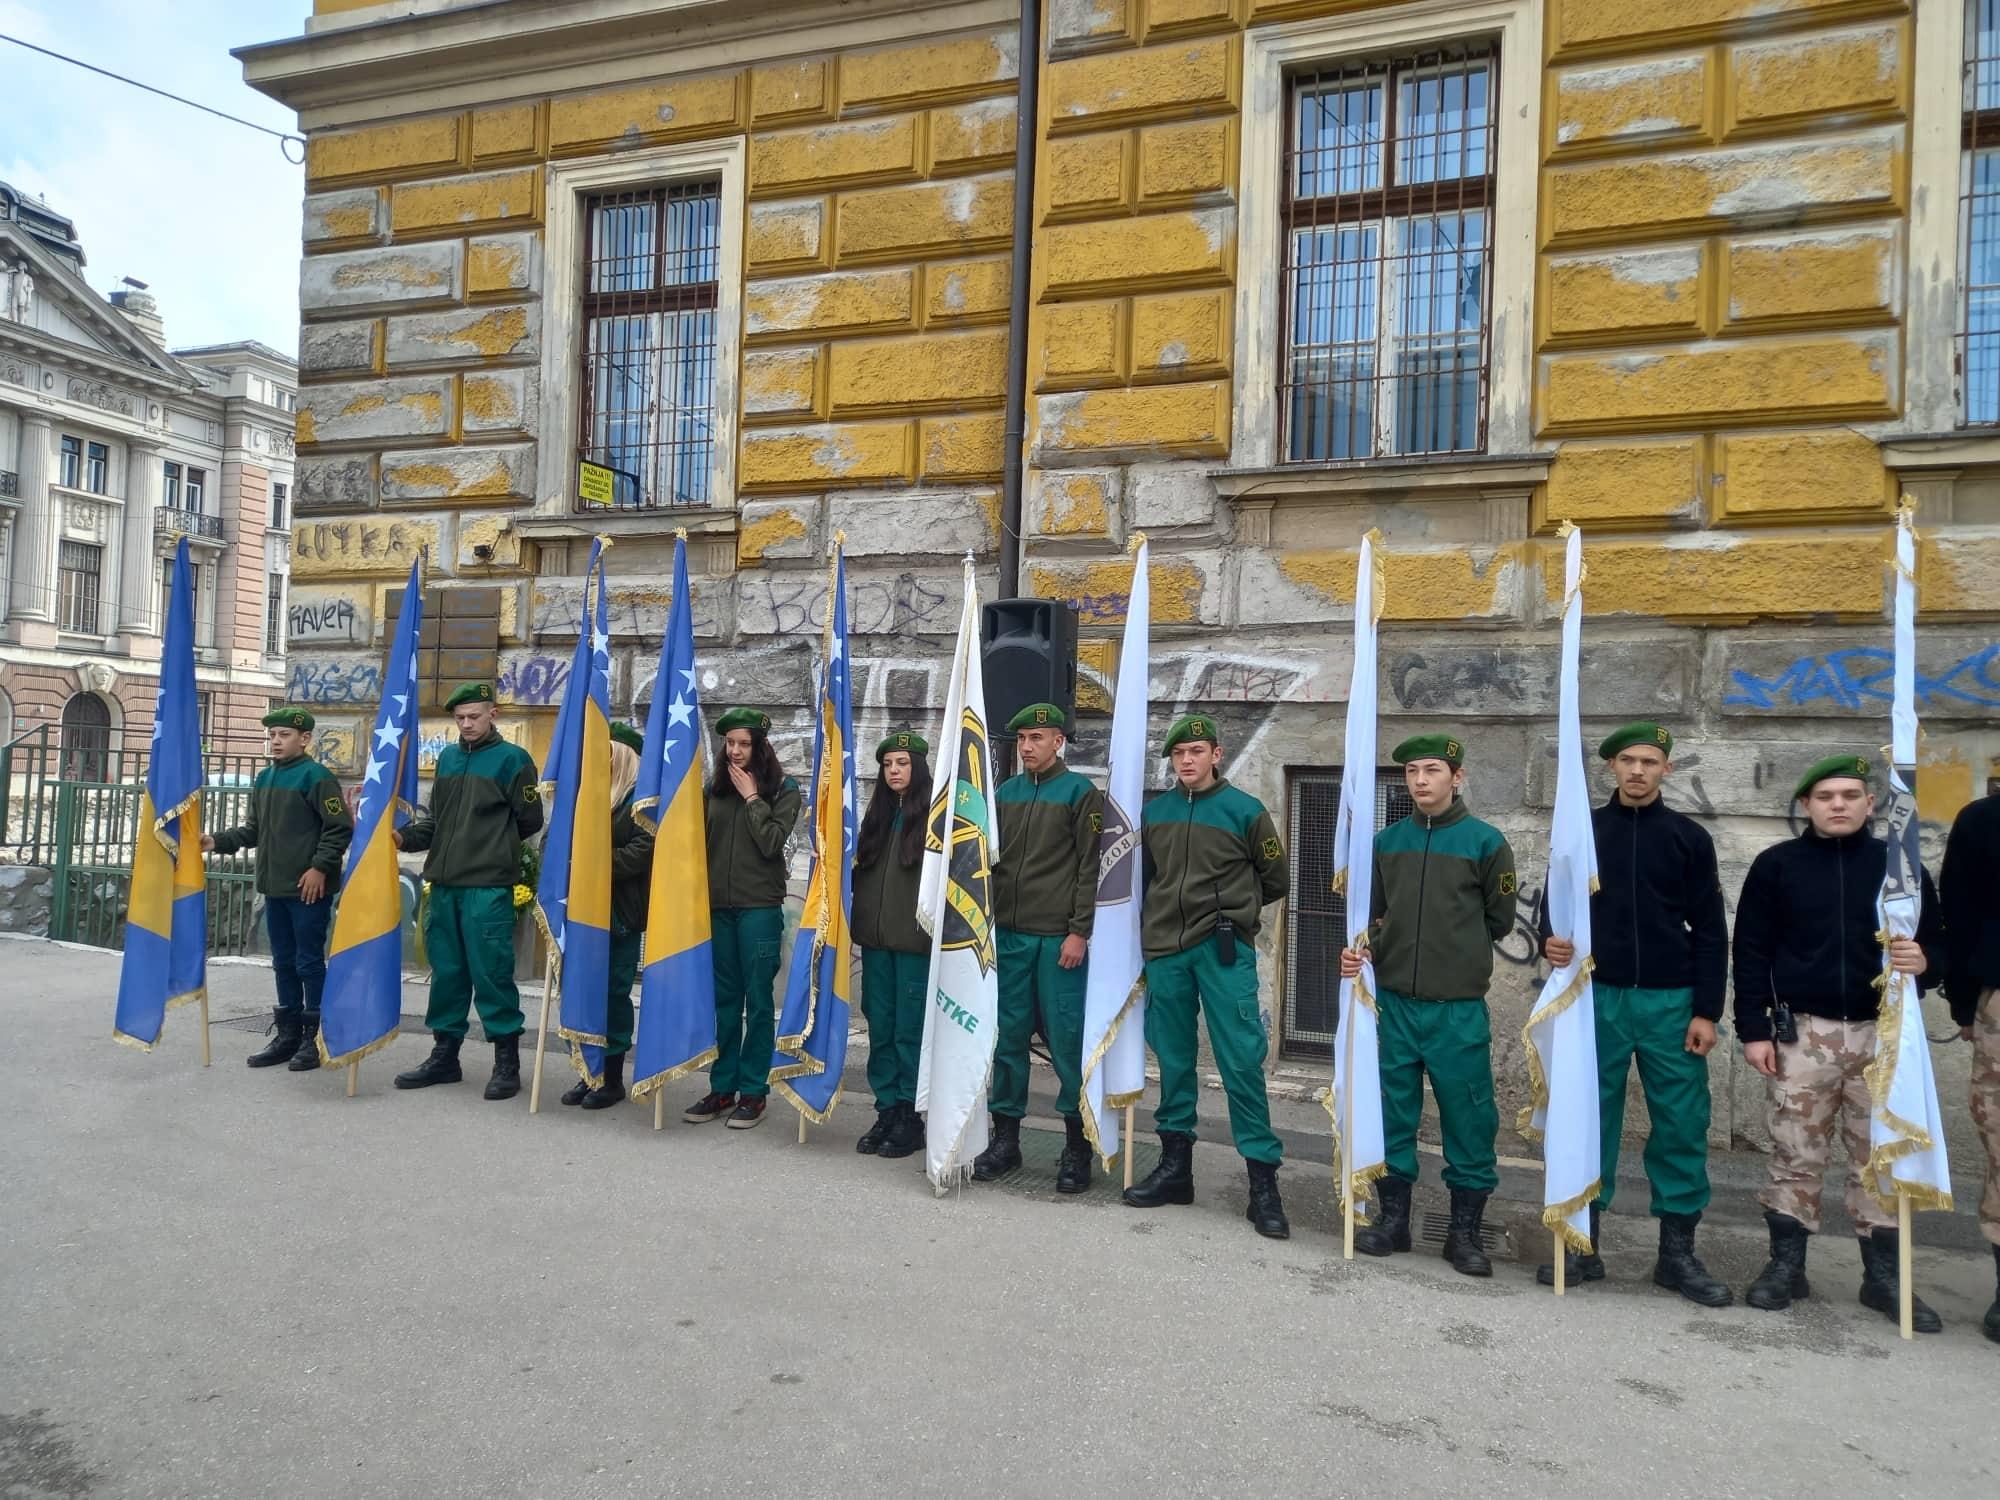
[0,181,297,773]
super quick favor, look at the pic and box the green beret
[1006,702,1067,733]
[1599,722,1673,760]
[609,721,645,754]
[444,681,493,710]
[876,730,929,760]
[1160,714,1219,757]
[262,708,314,732]
[1392,733,1464,768]
[716,707,770,735]
[1794,753,1872,801]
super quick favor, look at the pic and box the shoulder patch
[1499,871,1517,895]
[521,785,540,803]
[1261,835,1282,863]
[1089,811,1103,834]
[323,795,344,817]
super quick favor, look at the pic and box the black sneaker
[683,1090,736,1123]
[726,1097,768,1130]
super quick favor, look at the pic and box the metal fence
[1,722,265,954]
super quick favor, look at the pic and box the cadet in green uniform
[974,702,1103,1193]
[852,729,932,1161]
[1124,715,1292,1240]
[203,708,353,1070]
[1343,734,1517,1276]
[684,707,801,1130]
[561,725,653,1111]
[393,682,543,1101]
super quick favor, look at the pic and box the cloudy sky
[0,0,307,353]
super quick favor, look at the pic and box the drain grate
[977,1122,1160,1201]
[1417,1208,1511,1257]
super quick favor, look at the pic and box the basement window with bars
[1280,44,1497,462]
[576,181,722,511]
[1965,0,2000,424]
[1282,768,1413,1061]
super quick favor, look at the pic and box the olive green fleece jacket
[1139,776,1288,960]
[852,808,927,954]
[705,778,801,909]
[994,760,1102,939]
[1367,796,1517,1002]
[208,754,353,897]
[399,729,542,889]
[611,795,654,936]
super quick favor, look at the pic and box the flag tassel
[529,952,554,1114]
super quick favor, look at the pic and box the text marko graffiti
[1723,642,2000,715]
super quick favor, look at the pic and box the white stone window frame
[1232,0,1542,470]
[535,138,747,520]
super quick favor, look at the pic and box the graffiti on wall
[286,594,369,646]
[1724,643,2000,713]
[288,657,383,705]
[495,653,571,708]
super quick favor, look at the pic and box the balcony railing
[0,470,17,498]
[156,506,224,540]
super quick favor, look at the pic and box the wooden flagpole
[1123,1102,1136,1190]
[1341,987,1356,1260]
[1554,1231,1566,1296]
[654,1091,665,1131]
[1897,1192,1914,1339]
[528,951,554,1112]
[346,1060,358,1097]
[198,991,211,1067]
[798,1109,808,1145]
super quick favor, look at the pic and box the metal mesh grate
[1966,1,2000,424]
[577,180,722,510]
[1279,44,1497,462]
[1283,769,1412,1060]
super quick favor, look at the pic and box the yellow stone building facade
[244,0,2000,1119]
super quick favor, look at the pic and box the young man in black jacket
[1537,722,1729,1305]
[1733,754,1946,1332]
[1940,785,2000,1345]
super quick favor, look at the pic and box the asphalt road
[3,939,1995,1499]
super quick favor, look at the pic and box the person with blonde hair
[561,724,654,1110]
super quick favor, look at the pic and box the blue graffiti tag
[1724,644,2000,712]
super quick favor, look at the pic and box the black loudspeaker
[981,598,1079,735]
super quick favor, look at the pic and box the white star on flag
[365,754,388,785]
[668,694,693,729]
[375,721,401,751]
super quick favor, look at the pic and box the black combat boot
[484,1034,521,1100]
[1537,1204,1605,1286]
[1745,1210,1811,1310]
[287,1013,323,1072]
[1246,1160,1290,1239]
[1652,1211,1731,1306]
[856,1105,895,1155]
[1055,1115,1093,1195]
[1123,1131,1194,1208]
[1984,1245,2000,1346]
[247,1009,302,1068]
[971,1114,1023,1181]
[393,1033,463,1089]
[560,1074,592,1106]
[879,1102,926,1160]
[581,1052,626,1110]
[1353,1175,1413,1257]
[1857,1227,1943,1333]
[1442,1189,1493,1277]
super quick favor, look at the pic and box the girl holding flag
[562,728,654,1111]
[684,708,801,1129]
[851,729,933,1159]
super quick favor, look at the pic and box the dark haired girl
[852,729,934,1159]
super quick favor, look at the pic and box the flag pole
[1554,1231,1566,1296]
[1897,1191,1913,1339]
[528,949,554,1112]
[199,991,211,1067]
[654,1092,665,1131]
[798,1111,807,1145]
[1123,1102,1135,1190]
[346,1059,358,1097]
[1341,997,1355,1260]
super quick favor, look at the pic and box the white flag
[1327,531,1386,1217]
[1080,539,1151,1169]
[1520,524,1602,1251]
[1862,502,1953,1212]
[915,555,1001,1193]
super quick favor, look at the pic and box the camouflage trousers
[1973,989,2000,1248]
[1758,1014,1895,1235]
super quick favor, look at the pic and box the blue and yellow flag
[535,538,615,1088]
[114,538,206,1050]
[318,559,424,1068]
[629,534,717,1098]
[771,539,855,1123]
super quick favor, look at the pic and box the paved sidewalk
[4,939,1995,1499]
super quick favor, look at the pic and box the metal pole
[996,0,1043,602]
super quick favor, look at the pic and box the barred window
[577,181,721,510]
[58,540,102,633]
[266,573,285,656]
[1965,0,2000,424]
[1281,44,1497,462]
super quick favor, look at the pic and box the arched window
[60,691,112,782]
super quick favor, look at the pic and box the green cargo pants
[992,927,1087,1119]
[712,906,783,1098]
[1595,983,1712,1217]
[862,946,927,1110]
[1378,987,1498,1192]
[423,884,523,1040]
[1143,936,1281,1166]
[605,927,642,1057]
